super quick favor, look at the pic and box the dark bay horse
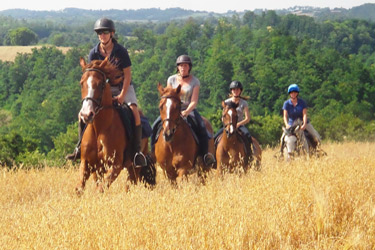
[75,57,154,194]
[216,101,262,175]
[154,83,214,184]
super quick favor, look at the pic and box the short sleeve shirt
[224,98,248,122]
[88,40,131,70]
[168,74,200,110]
[282,98,307,125]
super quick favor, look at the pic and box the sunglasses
[96,30,111,35]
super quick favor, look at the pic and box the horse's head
[79,57,123,123]
[221,101,239,137]
[157,83,182,142]
[283,118,308,157]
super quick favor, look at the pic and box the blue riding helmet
[288,84,300,94]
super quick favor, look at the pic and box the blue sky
[1,0,375,13]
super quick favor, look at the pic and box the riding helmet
[176,55,192,67]
[229,81,243,91]
[288,84,300,93]
[94,18,115,32]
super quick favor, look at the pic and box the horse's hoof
[75,187,84,197]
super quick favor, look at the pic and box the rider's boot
[133,125,147,167]
[204,152,216,166]
[65,121,85,162]
[201,137,215,166]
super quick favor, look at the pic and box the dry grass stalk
[0,142,374,249]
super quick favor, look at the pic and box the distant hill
[0,8,222,23]
[1,4,375,23]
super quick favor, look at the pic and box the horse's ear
[176,84,181,94]
[221,101,225,108]
[79,57,86,69]
[157,82,164,95]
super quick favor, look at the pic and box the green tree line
[0,11,375,167]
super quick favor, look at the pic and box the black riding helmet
[94,18,115,32]
[229,81,243,91]
[176,55,192,73]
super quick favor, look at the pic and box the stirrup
[203,153,215,166]
[134,152,147,167]
[65,147,80,162]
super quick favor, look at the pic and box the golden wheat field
[0,46,70,62]
[0,142,374,249]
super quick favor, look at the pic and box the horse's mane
[83,59,124,85]
[161,85,181,99]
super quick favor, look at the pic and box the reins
[159,94,183,136]
[81,68,113,116]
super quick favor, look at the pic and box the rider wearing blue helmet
[282,83,321,144]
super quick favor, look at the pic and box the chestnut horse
[216,101,262,175]
[75,57,154,194]
[154,83,214,184]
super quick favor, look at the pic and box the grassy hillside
[0,46,70,62]
[1,142,374,249]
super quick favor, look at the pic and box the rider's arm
[237,105,250,128]
[181,85,199,117]
[301,108,308,130]
[115,66,131,104]
[283,109,290,128]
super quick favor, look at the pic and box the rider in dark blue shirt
[66,18,147,167]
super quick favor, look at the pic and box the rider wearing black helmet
[214,80,253,155]
[66,17,148,167]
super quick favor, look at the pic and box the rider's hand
[181,110,189,117]
[301,123,307,130]
[113,94,126,105]
[285,124,291,129]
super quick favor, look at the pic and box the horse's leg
[99,164,123,191]
[176,167,188,186]
[75,160,91,196]
[126,162,139,184]
[215,146,225,178]
[251,137,262,170]
[164,166,178,186]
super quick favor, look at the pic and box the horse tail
[140,153,157,187]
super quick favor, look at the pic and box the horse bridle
[81,68,110,115]
[222,107,237,135]
[160,95,182,134]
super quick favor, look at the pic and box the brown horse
[216,101,262,175]
[154,83,214,184]
[75,57,154,194]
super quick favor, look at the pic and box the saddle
[214,130,253,159]
[154,115,200,145]
[115,104,152,140]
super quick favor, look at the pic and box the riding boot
[65,120,85,162]
[133,125,147,167]
[199,125,215,166]
[245,134,253,158]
